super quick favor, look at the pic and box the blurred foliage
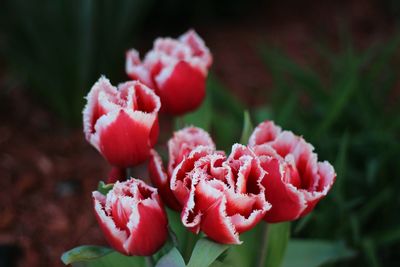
[181,74,245,151]
[0,0,154,124]
[0,0,265,125]
[257,35,400,267]
[183,33,400,266]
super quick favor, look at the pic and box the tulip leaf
[97,181,114,195]
[186,238,230,267]
[264,222,291,267]
[61,245,114,265]
[281,239,356,267]
[155,247,185,267]
[68,251,145,267]
[240,110,253,145]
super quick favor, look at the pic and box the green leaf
[207,74,244,119]
[209,261,232,267]
[282,239,356,267]
[61,246,113,265]
[222,224,263,267]
[362,238,381,267]
[259,45,325,102]
[165,208,188,255]
[97,181,114,195]
[373,225,400,247]
[186,238,230,267]
[155,247,185,267]
[70,251,145,267]
[264,222,290,267]
[212,112,241,151]
[240,110,253,145]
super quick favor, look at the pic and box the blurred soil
[0,0,394,266]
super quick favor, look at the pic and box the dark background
[0,0,399,266]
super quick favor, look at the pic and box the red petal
[83,77,118,146]
[149,116,159,147]
[248,120,281,147]
[230,199,269,233]
[97,110,154,167]
[179,30,213,70]
[168,127,215,175]
[155,61,206,115]
[180,195,202,234]
[170,146,214,205]
[148,150,181,210]
[92,192,128,255]
[300,161,336,217]
[124,197,168,256]
[201,197,241,244]
[260,157,306,223]
[195,178,225,212]
[125,49,155,89]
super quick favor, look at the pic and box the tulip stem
[168,225,178,247]
[256,223,269,267]
[126,168,133,180]
[145,256,155,267]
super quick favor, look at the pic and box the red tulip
[149,127,215,210]
[170,144,271,244]
[249,121,336,223]
[83,77,161,167]
[126,30,212,115]
[93,178,168,256]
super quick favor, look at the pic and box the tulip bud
[126,30,212,115]
[83,77,161,167]
[93,178,168,256]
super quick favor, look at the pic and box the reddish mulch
[0,86,109,266]
[0,1,394,266]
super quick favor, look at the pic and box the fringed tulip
[93,178,168,256]
[126,30,212,115]
[249,121,336,223]
[170,144,271,244]
[149,127,215,210]
[83,77,161,167]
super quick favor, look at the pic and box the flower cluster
[149,124,336,244]
[80,30,336,258]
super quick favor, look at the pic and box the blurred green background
[0,0,399,267]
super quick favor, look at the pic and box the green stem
[168,225,178,247]
[145,256,155,267]
[126,167,133,181]
[174,116,185,130]
[256,223,269,267]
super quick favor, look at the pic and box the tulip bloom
[249,121,336,223]
[170,144,271,244]
[83,77,161,167]
[126,30,212,115]
[149,127,215,210]
[93,178,168,256]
